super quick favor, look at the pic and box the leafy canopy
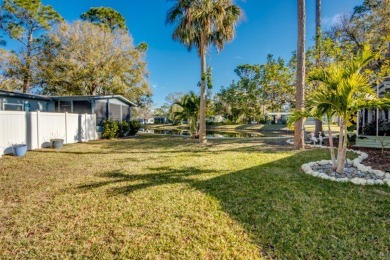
[81,7,127,32]
[166,0,241,55]
[0,0,63,42]
[38,21,151,105]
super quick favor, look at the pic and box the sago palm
[166,0,241,144]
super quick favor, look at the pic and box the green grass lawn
[0,135,389,259]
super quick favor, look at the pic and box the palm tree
[166,0,241,144]
[308,47,388,174]
[314,0,323,135]
[295,0,306,150]
[171,91,200,137]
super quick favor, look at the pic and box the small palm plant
[290,47,390,174]
[171,92,200,137]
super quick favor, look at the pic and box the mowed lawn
[0,135,389,259]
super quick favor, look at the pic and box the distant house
[137,117,154,125]
[266,112,291,125]
[0,89,137,127]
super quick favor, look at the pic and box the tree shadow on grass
[193,152,390,259]
[76,146,389,259]
[78,167,220,196]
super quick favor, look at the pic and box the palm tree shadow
[78,167,218,196]
[76,149,388,258]
[192,151,390,258]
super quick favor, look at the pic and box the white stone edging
[287,139,390,186]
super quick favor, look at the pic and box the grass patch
[0,135,388,258]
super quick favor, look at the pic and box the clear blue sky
[5,0,361,106]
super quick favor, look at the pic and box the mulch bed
[306,138,390,173]
[353,148,390,173]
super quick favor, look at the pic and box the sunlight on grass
[0,135,388,258]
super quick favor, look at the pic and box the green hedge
[102,120,141,139]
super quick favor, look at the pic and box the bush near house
[102,120,141,139]
[117,121,130,138]
[128,120,141,136]
[102,119,119,139]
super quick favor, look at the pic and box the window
[59,101,71,112]
[109,103,121,121]
[3,103,23,111]
[73,101,91,114]
[122,106,130,121]
[95,101,107,126]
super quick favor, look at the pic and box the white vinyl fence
[0,111,97,155]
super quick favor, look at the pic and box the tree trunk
[23,29,34,93]
[294,0,306,150]
[336,118,348,174]
[198,37,207,144]
[314,0,323,135]
[327,116,336,169]
[336,118,344,167]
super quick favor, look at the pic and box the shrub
[117,121,130,137]
[102,119,119,139]
[129,120,141,136]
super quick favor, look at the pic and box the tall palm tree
[309,47,388,174]
[171,91,200,137]
[314,0,323,135]
[166,0,241,144]
[294,0,306,149]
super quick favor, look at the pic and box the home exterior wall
[0,91,135,129]
[0,96,51,112]
[54,98,132,126]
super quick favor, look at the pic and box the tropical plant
[171,92,200,137]
[308,47,389,174]
[295,0,306,150]
[314,0,323,135]
[166,0,241,144]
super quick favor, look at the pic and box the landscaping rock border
[286,139,390,186]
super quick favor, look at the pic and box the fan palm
[171,91,200,136]
[166,0,241,144]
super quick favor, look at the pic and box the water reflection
[140,129,289,138]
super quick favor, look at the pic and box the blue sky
[4,0,361,106]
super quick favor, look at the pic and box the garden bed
[354,148,390,172]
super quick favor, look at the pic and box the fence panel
[0,111,96,155]
[86,114,96,141]
[0,111,28,154]
[37,112,66,148]
[66,113,82,143]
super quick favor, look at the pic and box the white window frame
[3,103,24,111]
